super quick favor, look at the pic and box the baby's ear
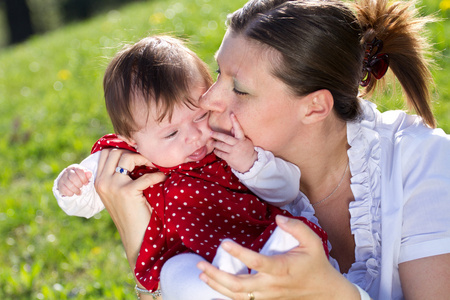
[117,135,137,147]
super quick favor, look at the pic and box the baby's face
[127,83,214,168]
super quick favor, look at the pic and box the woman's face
[200,30,304,157]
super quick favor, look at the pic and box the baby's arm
[53,152,105,218]
[212,114,300,207]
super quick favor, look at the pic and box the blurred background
[0,0,142,47]
[0,0,448,299]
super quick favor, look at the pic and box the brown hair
[228,0,436,127]
[103,35,213,138]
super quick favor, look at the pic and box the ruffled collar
[344,99,382,290]
[293,100,383,289]
[298,100,382,289]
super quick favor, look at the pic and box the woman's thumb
[136,172,167,191]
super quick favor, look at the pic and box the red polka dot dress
[92,134,328,292]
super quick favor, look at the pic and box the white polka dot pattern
[92,134,329,292]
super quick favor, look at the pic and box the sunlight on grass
[0,0,448,298]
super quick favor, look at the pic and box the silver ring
[115,166,130,175]
[248,292,255,300]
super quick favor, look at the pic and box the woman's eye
[195,111,209,122]
[165,131,178,139]
[233,88,248,96]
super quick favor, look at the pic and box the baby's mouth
[188,145,207,161]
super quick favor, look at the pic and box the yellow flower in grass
[150,12,165,24]
[440,0,450,11]
[91,246,102,255]
[57,69,71,81]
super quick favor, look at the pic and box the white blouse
[341,99,450,299]
[283,99,450,299]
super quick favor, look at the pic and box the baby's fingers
[230,113,245,140]
[67,167,92,186]
[59,181,82,196]
[211,130,237,146]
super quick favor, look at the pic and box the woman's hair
[228,0,436,127]
[103,35,214,138]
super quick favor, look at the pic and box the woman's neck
[286,115,349,203]
[284,114,356,272]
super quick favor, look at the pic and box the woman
[95,0,450,299]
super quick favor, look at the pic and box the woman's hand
[94,148,167,269]
[198,215,360,300]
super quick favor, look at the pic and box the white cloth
[232,147,300,207]
[335,99,450,299]
[53,152,103,218]
[53,147,300,218]
[160,226,299,300]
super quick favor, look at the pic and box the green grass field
[0,0,448,299]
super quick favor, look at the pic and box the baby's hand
[57,165,92,197]
[212,113,257,173]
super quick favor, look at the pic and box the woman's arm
[198,215,361,300]
[94,148,166,299]
[399,254,450,300]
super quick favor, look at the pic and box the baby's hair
[103,35,213,138]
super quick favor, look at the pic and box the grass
[0,0,448,299]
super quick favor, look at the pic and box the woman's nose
[200,83,225,113]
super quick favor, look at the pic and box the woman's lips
[188,145,207,161]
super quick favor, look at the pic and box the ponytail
[228,0,437,127]
[354,0,436,128]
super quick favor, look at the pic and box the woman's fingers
[96,149,152,193]
[198,258,282,300]
[197,216,339,300]
[275,215,324,254]
[198,261,257,298]
[133,172,168,193]
[116,149,152,171]
[198,264,239,297]
[218,241,276,275]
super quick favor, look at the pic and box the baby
[53,35,328,300]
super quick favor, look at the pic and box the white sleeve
[232,147,300,206]
[52,151,104,218]
[398,128,450,263]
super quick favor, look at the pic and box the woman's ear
[302,89,334,124]
[118,135,137,148]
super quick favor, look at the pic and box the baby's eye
[165,131,178,139]
[195,111,209,122]
[233,87,248,96]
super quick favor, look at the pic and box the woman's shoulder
[358,99,449,148]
